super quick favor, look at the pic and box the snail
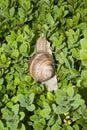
[28,35,58,91]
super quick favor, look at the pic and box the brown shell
[29,52,55,82]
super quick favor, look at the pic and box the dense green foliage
[0,0,87,129]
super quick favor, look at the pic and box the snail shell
[29,52,55,82]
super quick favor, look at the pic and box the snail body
[36,36,52,55]
[36,36,47,53]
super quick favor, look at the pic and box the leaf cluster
[0,0,87,130]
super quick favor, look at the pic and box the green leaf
[46,13,55,26]
[84,0,87,7]
[80,50,87,60]
[67,86,74,97]
[18,0,31,10]
[81,70,87,79]
[57,115,62,125]
[74,23,87,30]
[46,127,51,130]
[17,123,26,130]
[43,101,51,110]
[40,108,51,119]
[6,120,19,130]
[19,112,25,120]
[6,102,13,108]
[53,6,62,18]
[51,123,60,130]
[6,32,17,43]
[0,120,4,128]
[71,94,85,109]
[18,7,25,22]
[47,92,54,101]
[47,115,55,126]
[11,96,18,103]
[80,38,87,50]
[77,105,87,118]
[1,54,6,63]
[82,60,87,67]
[66,19,73,28]
[27,104,35,111]
[0,78,4,85]
[0,86,2,91]
[33,121,44,130]
[1,106,19,129]
[18,94,35,111]
[25,75,32,82]
[29,93,35,104]
[30,115,38,121]
[16,34,23,42]
[19,43,28,54]
[14,77,20,85]
[71,48,80,59]
[11,49,19,59]
[72,111,81,121]
[55,106,70,114]
[9,7,15,17]
[66,126,73,130]
[2,94,8,103]
[12,104,19,115]
[18,94,26,106]
[55,95,69,106]
[73,124,79,130]
[60,52,70,68]
[52,103,57,113]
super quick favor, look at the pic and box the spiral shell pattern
[29,52,55,82]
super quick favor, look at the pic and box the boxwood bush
[0,0,87,130]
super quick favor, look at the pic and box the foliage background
[0,0,87,130]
